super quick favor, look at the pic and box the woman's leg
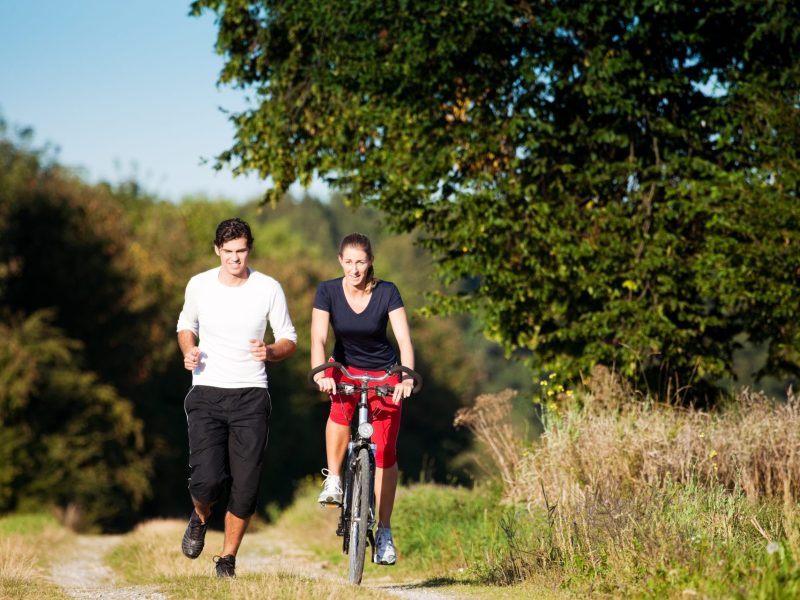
[325,417,350,474]
[375,463,398,527]
[371,385,402,528]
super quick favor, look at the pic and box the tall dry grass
[458,365,800,510]
[0,514,72,599]
[0,536,41,580]
[455,367,800,593]
[453,388,522,487]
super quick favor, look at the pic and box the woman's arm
[388,306,415,402]
[311,307,335,393]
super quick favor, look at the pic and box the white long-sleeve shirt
[176,267,297,388]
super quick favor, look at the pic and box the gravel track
[48,535,165,600]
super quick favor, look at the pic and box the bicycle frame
[342,377,377,527]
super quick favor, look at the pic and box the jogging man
[177,217,297,577]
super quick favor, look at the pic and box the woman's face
[339,246,372,288]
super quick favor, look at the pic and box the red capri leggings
[327,364,402,469]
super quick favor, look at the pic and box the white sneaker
[317,469,342,506]
[374,527,397,565]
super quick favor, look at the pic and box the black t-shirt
[313,277,404,370]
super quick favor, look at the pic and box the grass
[273,478,567,598]
[273,478,490,576]
[0,512,72,600]
[13,364,800,598]
[15,475,787,598]
[454,365,800,597]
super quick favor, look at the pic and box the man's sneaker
[181,510,207,559]
[318,469,343,506]
[374,527,397,565]
[214,554,236,578]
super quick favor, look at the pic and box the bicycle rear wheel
[347,447,371,584]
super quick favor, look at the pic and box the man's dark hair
[214,218,254,249]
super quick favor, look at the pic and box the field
[4,368,800,598]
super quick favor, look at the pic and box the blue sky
[0,1,326,203]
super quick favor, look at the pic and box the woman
[310,232,415,566]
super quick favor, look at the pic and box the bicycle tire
[347,447,371,584]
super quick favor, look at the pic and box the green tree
[0,126,154,529]
[0,312,151,530]
[192,0,800,393]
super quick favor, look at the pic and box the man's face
[215,237,251,278]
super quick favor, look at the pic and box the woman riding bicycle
[310,232,415,566]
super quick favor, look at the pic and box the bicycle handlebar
[308,362,423,394]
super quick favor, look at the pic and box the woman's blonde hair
[339,232,378,290]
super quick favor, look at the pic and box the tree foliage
[0,127,156,530]
[192,0,800,392]
[0,311,151,530]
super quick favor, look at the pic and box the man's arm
[249,337,296,362]
[267,338,296,362]
[178,330,200,371]
[252,281,297,363]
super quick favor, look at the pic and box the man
[176,217,297,577]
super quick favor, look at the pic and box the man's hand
[183,346,201,371]
[250,339,270,362]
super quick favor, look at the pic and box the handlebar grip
[308,362,345,388]
[389,365,423,394]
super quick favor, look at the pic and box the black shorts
[184,385,271,518]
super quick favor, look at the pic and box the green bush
[392,483,521,576]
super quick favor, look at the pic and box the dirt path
[241,525,458,599]
[48,525,457,600]
[48,535,165,600]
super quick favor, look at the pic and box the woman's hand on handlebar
[392,379,414,404]
[313,373,337,394]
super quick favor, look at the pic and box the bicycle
[308,361,423,584]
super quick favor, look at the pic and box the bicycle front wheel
[347,446,371,584]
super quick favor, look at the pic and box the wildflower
[709,449,717,459]
[767,542,780,555]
